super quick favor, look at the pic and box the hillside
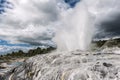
[92,38,120,50]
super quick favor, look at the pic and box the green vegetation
[0,46,56,62]
[93,40,106,47]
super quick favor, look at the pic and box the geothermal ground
[1,47,120,80]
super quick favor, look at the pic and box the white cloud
[84,0,120,26]
[0,0,62,45]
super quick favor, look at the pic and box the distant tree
[0,55,3,57]
[17,50,25,57]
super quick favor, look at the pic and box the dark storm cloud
[96,14,120,38]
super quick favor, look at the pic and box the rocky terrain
[1,38,120,80]
[0,48,120,80]
[0,46,55,80]
[92,38,120,49]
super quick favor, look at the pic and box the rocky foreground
[1,47,120,80]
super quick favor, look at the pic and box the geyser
[53,1,94,51]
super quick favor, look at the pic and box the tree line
[0,46,56,58]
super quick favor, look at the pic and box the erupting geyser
[53,1,94,51]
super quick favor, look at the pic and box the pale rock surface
[5,48,120,80]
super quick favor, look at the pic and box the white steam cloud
[53,1,94,51]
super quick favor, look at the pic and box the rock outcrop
[3,49,120,80]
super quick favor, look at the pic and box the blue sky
[0,39,30,47]
[64,0,80,7]
[0,0,12,13]
[0,0,6,13]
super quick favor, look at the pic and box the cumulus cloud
[0,0,63,45]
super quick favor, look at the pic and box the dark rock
[0,66,6,69]
[103,62,112,67]
[100,70,107,78]
[93,53,102,55]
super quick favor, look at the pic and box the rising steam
[53,1,94,51]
